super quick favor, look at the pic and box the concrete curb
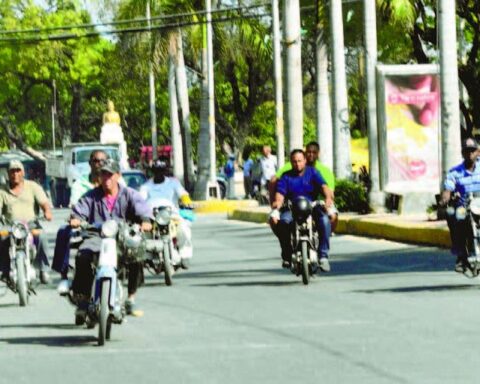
[228,208,451,249]
[193,199,259,214]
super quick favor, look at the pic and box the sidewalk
[227,205,451,249]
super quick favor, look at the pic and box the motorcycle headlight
[12,223,28,240]
[471,198,480,216]
[102,220,119,238]
[456,206,467,220]
[155,207,172,226]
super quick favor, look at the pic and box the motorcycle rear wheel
[15,255,29,306]
[163,243,173,286]
[301,241,310,285]
[98,279,111,346]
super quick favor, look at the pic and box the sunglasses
[91,158,106,164]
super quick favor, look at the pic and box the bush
[335,179,370,213]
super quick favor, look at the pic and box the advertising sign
[377,65,441,194]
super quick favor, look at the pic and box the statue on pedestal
[100,100,129,170]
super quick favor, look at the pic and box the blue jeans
[272,206,331,261]
[51,225,72,277]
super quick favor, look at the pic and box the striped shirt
[444,160,480,206]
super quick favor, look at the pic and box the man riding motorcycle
[69,159,152,318]
[270,149,334,271]
[440,138,480,273]
[139,158,193,269]
[0,160,52,284]
[52,149,108,294]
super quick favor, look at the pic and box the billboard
[377,64,441,194]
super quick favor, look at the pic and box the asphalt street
[0,210,478,384]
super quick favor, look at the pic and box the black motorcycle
[447,192,480,277]
[289,197,321,285]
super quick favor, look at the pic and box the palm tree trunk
[439,0,461,178]
[272,0,285,167]
[193,23,211,200]
[174,29,195,191]
[364,0,384,208]
[330,0,351,179]
[168,33,184,182]
[316,1,333,169]
[284,0,303,151]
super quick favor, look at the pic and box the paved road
[0,211,478,383]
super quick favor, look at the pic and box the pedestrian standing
[224,154,236,199]
[242,151,254,199]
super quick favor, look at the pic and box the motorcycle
[0,220,41,306]
[447,192,480,277]
[144,203,194,286]
[289,197,321,285]
[66,219,145,346]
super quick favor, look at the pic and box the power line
[0,3,271,36]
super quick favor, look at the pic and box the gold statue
[102,100,121,125]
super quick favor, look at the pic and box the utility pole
[439,0,461,178]
[272,0,285,167]
[363,0,383,209]
[147,0,158,161]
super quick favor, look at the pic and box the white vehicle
[46,143,121,207]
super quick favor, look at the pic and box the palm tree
[330,0,351,179]
[315,0,333,169]
[284,0,303,151]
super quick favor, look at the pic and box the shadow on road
[0,323,80,330]
[329,245,452,277]
[0,335,97,347]
[355,284,479,294]
[190,280,300,287]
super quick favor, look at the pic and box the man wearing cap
[440,138,480,272]
[0,160,52,284]
[69,159,152,318]
[139,158,194,269]
[52,149,109,295]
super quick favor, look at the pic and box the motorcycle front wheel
[301,241,310,285]
[15,255,29,306]
[98,279,111,346]
[163,242,174,286]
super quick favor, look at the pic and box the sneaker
[125,299,144,317]
[39,270,50,284]
[281,260,291,269]
[319,257,331,272]
[75,308,86,326]
[57,279,70,295]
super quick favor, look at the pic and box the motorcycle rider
[270,149,334,271]
[439,138,480,273]
[270,141,337,228]
[52,149,108,294]
[69,159,152,318]
[0,160,52,284]
[139,158,194,269]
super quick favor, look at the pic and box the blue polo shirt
[444,160,480,206]
[276,166,327,202]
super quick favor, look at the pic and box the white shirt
[139,177,187,212]
[260,154,277,184]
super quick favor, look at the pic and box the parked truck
[46,143,121,207]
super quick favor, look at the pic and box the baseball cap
[462,138,478,151]
[100,159,120,174]
[8,160,24,171]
